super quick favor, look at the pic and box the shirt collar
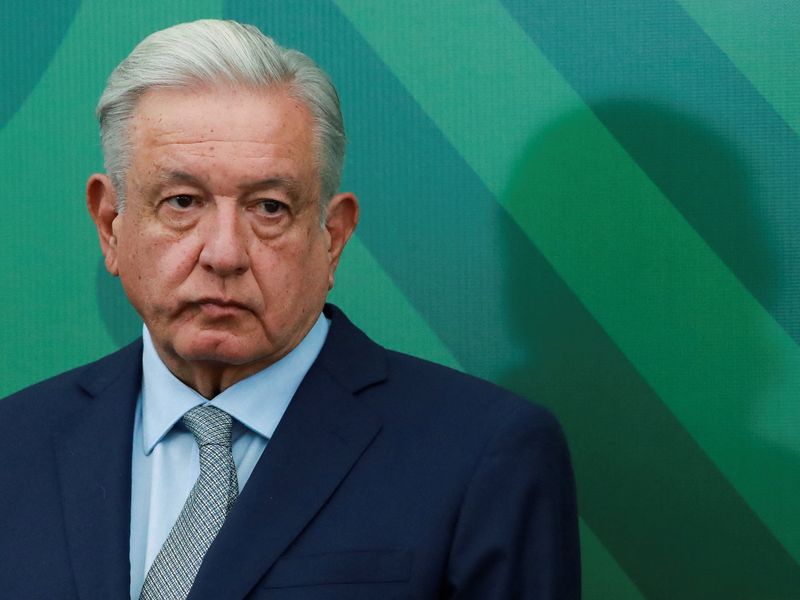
[141,314,330,454]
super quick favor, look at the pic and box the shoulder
[0,340,142,429]
[361,346,575,531]
[383,348,562,438]
[322,304,563,446]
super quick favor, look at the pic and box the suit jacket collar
[54,305,387,600]
[315,304,389,394]
[54,339,142,600]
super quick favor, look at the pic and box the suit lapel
[188,306,387,600]
[53,341,141,600]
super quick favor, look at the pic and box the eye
[257,199,286,215]
[165,195,196,209]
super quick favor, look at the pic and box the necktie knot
[182,404,232,448]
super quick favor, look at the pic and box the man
[0,20,579,599]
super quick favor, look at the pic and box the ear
[324,192,359,289]
[86,173,121,276]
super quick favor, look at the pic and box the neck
[160,355,279,399]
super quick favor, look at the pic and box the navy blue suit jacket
[0,305,579,599]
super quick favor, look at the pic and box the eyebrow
[237,176,302,196]
[150,171,304,200]
[152,170,206,191]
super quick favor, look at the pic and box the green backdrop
[2,1,799,598]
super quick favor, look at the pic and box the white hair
[96,19,346,212]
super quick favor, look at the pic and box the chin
[174,330,270,367]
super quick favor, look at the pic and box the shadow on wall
[96,256,141,347]
[499,100,799,597]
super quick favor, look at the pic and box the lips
[194,297,251,316]
[196,297,249,309]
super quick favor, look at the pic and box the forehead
[128,85,317,176]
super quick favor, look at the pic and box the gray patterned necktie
[139,404,239,600]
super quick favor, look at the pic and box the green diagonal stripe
[580,522,646,600]
[678,0,800,137]
[333,0,800,564]
[330,235,462,370]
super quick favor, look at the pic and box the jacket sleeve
[445,402,581,599]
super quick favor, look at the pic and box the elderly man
[0,20,579,600]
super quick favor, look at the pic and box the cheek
[161,240,201,274]
[254,237,330,301]
[118,235,198,296]
[293,231,331,280]
[293,240,334,302]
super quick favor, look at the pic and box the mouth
[194,297,251,317]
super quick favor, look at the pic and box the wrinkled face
[91,86,355,382]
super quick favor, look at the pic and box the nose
[198,203,250,276]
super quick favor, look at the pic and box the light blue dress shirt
[129,315,329,599]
